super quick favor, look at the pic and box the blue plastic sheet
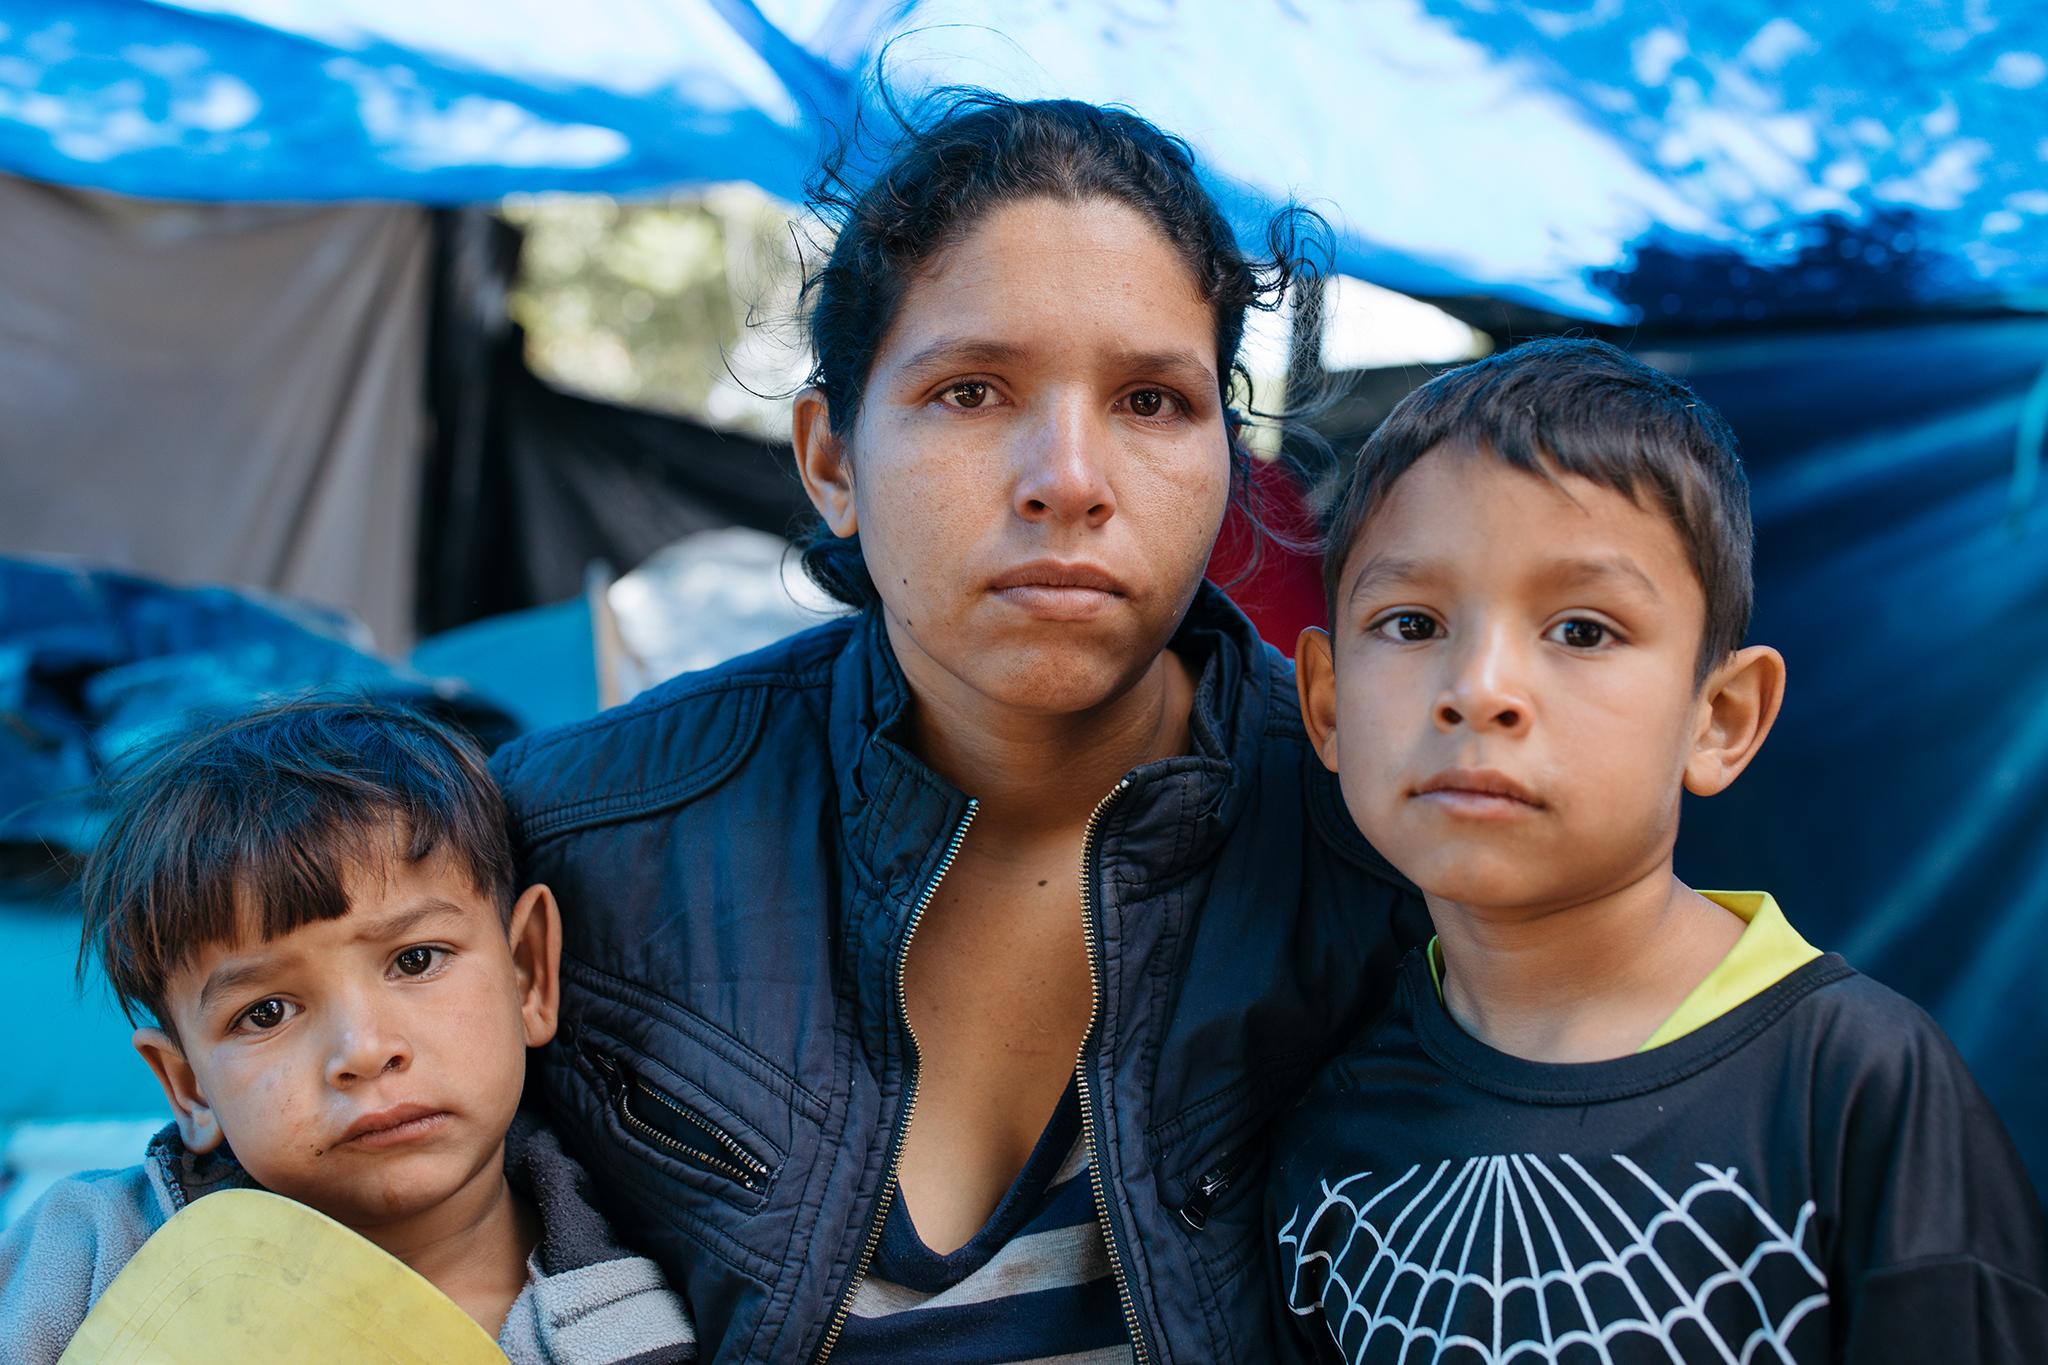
[1664,316,2048,1191]
[0,558,515,854]
[2,2,2044,322]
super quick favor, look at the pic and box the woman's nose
[1013,395,1115,527]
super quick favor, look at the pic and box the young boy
[1271,338,2048,1362]
[0,701,695,1362]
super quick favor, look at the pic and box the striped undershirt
[832,1082,1134,1364]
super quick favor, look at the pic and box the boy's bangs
[79,702,514,1029]
[1321,338,1753,681]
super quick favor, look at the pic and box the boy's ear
[793,387,858,537]
[1685,644,1787,797]
[506,884,563,1049]
[1295,627,1342,774]
[133,1028,224,1154]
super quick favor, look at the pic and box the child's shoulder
[6,1158,166,1238]
[0,1123,254,1284]
[1270,951,1983,1161]
[0,1158,170,1364]
[1767,960,1986,1103]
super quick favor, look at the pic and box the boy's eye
[1550,618,1610,649]
[940,381,989,409]
[1375,612,1441,643]
[240,998,292,1031]
[393,946,447,977]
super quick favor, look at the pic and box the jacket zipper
[1074,777,1151,1363]
[813,799,980,1364]
[589,1049,771,1192]
[1176,1143,1254,1231]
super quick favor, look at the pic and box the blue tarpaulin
[1661,317,2048,1192]
[4,3,2048,1190]
[2,2,2045,322]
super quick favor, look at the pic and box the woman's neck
[1429,865,1744,1064]
[895,632,1198,837]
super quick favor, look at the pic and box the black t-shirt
[1266,950,2048,1363]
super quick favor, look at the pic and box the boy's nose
[1013,396,1115,527]
[325,1015,412,1088]
[1435,630,1532,735]
[1435,694,1525,733]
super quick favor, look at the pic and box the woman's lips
[988,561,1128,621]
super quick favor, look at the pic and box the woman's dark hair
[796,88,1326,607]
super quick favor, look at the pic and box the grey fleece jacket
[0,1113,696,1364]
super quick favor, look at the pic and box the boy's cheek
[210,1053,317,1161]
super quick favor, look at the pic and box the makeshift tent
[2,3,2047,1199]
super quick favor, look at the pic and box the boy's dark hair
[1322,337,1753,680]
[796,88,1323,607]
[78,700,514,1031]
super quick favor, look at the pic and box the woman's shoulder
[490,615,856,836]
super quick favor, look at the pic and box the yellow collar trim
[1422,891,1821,1054]
[1637,891,1821,1051]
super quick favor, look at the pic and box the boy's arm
[1825,1007,2048,1361]
[0,1166,162,1364]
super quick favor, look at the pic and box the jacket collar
[826,581,1286,906]
[143,1123,257,1217]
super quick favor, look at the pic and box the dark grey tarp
[0,174,430,649]
[414,209,813,637]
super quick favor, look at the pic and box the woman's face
[800,195,1233,718]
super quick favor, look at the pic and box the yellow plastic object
[59,1188,507,1364]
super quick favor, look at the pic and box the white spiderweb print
[1279,1155,1827,1364]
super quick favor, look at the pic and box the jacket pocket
[1154,1103,1276,1291]
[1175,1139,1258,1232]
[579,1040,776,1199]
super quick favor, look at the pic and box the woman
[493,93,1422,1364]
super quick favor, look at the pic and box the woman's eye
[1551,618,1610,649]
[240,998,291,1031]
[393,946,447,978]
[941,381,989,409]
[1375,613,1440,642]
[1128,388,1166,418]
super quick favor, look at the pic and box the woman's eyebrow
[1110,347,1217,391]
[893,336,1030,378]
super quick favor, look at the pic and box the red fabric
[1206,461,1325,658]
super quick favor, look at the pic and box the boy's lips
[337,1103,451,1150]
[1412,767,1544,817]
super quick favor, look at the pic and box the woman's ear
[506,884,563,1049]
[1296,627,1342,774]
[1684,644,1787,797]
[134,1028,224,1154]
[793,388,858,537]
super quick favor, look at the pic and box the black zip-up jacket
[492,585,1425,1363]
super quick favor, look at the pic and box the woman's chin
[885,594,1185,718]
[962,639,1157,717]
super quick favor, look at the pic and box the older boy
[1271,339,2048,1361]
[0,701,695,1362]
